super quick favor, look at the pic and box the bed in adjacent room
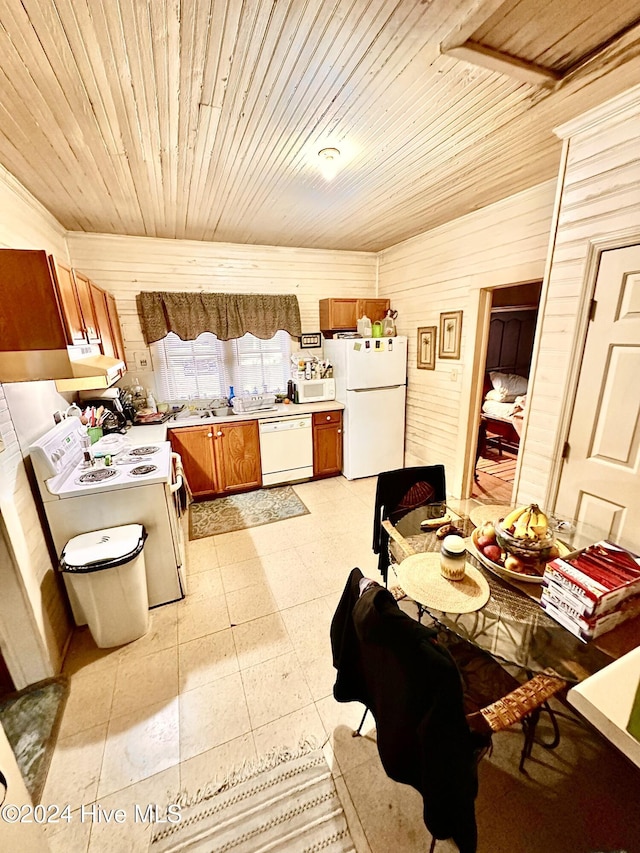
[475,304,537,477]
[477,371,528,459]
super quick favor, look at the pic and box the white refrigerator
[324,336,407,479]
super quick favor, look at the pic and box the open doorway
[472,281,542,504]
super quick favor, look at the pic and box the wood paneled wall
[66,232,378,391]
[0,166,72,681]
[378,181,556,495]
[520,85,640,506]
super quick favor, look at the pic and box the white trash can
[60,524,149,648]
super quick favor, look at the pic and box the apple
[504,554,525,573]
[477,535,495,550]
[483,544,503,564]
[480,521,496,542]
[547,544,560,561]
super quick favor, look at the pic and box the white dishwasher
[259,414,313,485]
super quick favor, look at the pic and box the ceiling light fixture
[318,147,341,180]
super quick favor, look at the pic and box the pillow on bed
[489,372,528,402]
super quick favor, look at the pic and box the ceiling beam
[442,42,560,86]
[439,0,510,54]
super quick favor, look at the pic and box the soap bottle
[228,386,235,408]
[146,389,158,413]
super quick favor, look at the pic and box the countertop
[127,400,344,443]
[568,646,640,767]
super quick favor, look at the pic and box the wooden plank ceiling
[0,0,639,252]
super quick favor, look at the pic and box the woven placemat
[469,504,512,529]
[396,552,490,614]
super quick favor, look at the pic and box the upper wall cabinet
[49,257,86,344]
[319,297,390,336]
[0,249,69,350]
[105,293,126,362]
[90,284,125,361]
[0,248,126,382]
[0,248,73,380]
[73,271,101,344]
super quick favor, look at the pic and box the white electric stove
[30,418,186,622]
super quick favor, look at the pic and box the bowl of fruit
[471,504,561,582]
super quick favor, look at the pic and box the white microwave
[295,378,335,403]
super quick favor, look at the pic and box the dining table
[384,503,640,685]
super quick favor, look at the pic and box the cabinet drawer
[313,410,342,426]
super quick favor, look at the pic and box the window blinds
[152,331,290,401]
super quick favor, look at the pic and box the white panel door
[344,385,406,479]
[555,244,640,551]
[345,336,407,390]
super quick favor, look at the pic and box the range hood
[54,350,126,392]
[0,349,74,383]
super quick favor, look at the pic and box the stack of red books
[541,541,640,642]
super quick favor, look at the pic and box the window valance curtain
[136,291,302,344]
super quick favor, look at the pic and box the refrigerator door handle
[352,385,405,392]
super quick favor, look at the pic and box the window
[152,331,291,401]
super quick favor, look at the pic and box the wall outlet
[134,351,151,372]
[450,368,458,381]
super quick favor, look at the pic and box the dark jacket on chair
[330,568,481,853]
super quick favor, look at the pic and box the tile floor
[41,476,640,853]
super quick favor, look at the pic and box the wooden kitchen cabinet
[356,298,390,323]
[90,283,116,358]
[49,257,86,344]
[169,419,262,498]
[213,420,262,493]
[313,410,343,478]
[72,271,100,343]
[0,249,69,352]
[169,426,217,498]
[105,293,126,362]
[319,297,390,336]
[90,283,125,361]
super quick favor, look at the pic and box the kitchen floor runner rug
[189,486,310,539]
[0,675,69,804]
[150,742,355,853]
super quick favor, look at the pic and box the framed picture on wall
[438,311,463,359]
[417,326,436,370]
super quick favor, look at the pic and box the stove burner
[130,464,158,476]
[76,468,120,484]
[130,446,160,456]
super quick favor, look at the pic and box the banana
[529,507,549,539]
[525,507,540,538]
[513,509,533,539]
[502,504,529,529]
[504,503,550,539]
[420,513,452,529]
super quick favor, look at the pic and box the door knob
[338,429,342,434]
[216,431,223,437]
[207,433,213,438]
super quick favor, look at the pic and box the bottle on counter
[228,386,235,407]
[146,390,158,412]
[383,309,397,337]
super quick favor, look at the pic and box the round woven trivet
[396,552,490,614]
[469,503,512,529]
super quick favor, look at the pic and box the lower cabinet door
[214,420,262,493]
[313,411,343,477]
[169,426,217,498]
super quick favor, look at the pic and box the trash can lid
[60,524,146,573]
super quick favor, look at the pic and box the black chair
[373,465,446,584]
[334,570,568,851]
